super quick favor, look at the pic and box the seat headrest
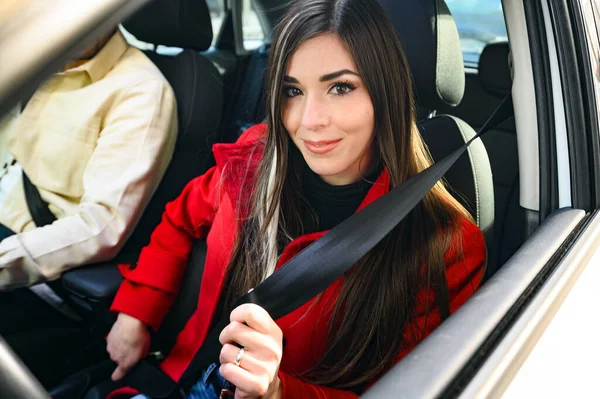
[479,42,512,97]
[377,0,465,109]
[123,0,213,52]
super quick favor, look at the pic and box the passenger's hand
[106,312,151,381]
[219,304,283,399]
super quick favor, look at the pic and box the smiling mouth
[302,138,342,155]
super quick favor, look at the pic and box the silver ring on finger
[234,347,245,367]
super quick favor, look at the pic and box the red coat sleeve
[111,124,267,331]
[110,165,223,331]
[277,217,485,398]
[278,371,358,399]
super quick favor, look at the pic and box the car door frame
[362,0,600,397]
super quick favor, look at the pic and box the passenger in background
[0,27,177,386]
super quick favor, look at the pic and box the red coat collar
[212,133,265,210]
[211,123,391,225]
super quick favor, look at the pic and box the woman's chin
[304,162,340,178]
[305,163,358,185]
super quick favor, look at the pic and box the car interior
[1,0,531,397]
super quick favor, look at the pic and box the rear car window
[207,0,225,44]
[446,0,508,67]
[243,0,265,50]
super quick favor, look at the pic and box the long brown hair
[221,0,475,390]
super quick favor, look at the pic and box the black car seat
[116,0,224,254]
[378,0,494,252]
[477,42,520,274]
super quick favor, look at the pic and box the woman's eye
[283,86,302,98]
[330,83,356,96]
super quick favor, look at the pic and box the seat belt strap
[22,169,57,227]
[124,94,514,398]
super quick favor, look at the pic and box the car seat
[379,0,495,252]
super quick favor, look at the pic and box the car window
[446,0,508,67]
[207,0,225,44]
[243,0,265,50]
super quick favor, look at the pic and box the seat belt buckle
[220,388,235,398]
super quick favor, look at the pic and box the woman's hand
[106,312,151,381]
[219,304,283,399]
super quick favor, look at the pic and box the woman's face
[281,33,375,186]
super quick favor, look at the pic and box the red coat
[110,123,485,398]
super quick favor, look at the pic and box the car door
[496,2,600,396]
[362,0,600,397]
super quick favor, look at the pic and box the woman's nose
[300,95,329,131]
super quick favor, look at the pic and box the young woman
[106,0,486,398]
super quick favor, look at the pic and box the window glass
[446,0,508,66]
[207,0,225,44]
[242,0,265,50]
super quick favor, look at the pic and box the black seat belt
[122,95,514,399]
[22,171,57,227]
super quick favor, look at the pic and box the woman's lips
[302,138,342,155]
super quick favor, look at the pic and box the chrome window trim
[541,0,572,208]
[461,210,600,398]
[362,209,585,398]
[504,0,541,212]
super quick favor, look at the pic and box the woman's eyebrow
[283,76,299,83]
[319,69,360,82]
[283,69,360,84]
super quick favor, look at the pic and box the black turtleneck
[301,162,383,232]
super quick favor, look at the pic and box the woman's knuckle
[219,347,228,364]
[274,326,283,341]
[220,363,232,379]
[230,306,243,322]
[218,328,227,344]
[265,342,281,361]
[257,379,269,396]
[229,321,241,333]
[245,310,257,326]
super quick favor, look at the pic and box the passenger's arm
[0,79,177,291]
